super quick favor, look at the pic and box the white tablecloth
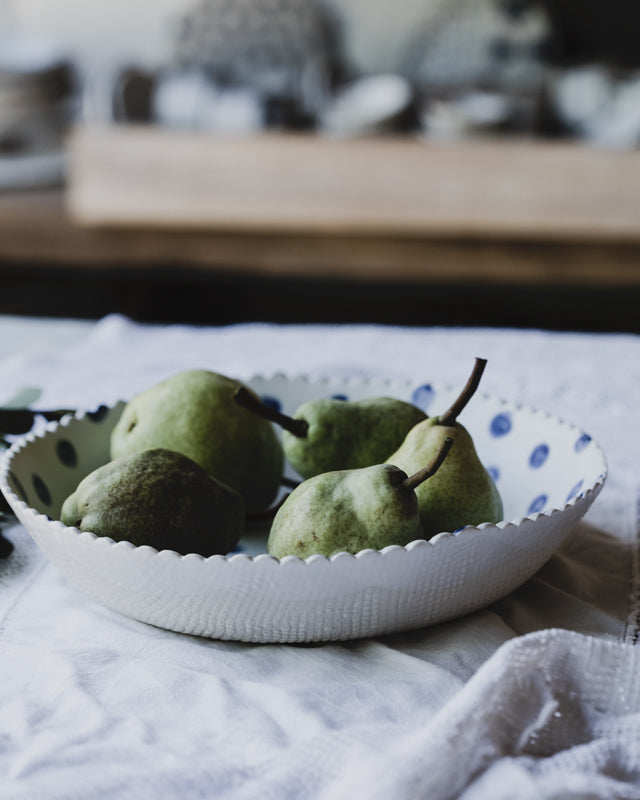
[1,313,639,800]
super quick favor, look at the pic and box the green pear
[267,438,453,558]
[234,388,426,479]
[60,448,244,556]
[110,369,283,514]
[386,358,503,537]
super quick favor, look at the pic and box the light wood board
[66,126,640,242]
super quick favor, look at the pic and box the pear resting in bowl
[54,358,503,559]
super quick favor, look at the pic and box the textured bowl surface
[0,374,607,643]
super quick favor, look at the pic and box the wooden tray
[66,125,640,242]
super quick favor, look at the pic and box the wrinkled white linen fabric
[0,314,638,800]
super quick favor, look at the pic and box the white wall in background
[7,0,188,71]
[323,0,442,75]
[6,0,435,76]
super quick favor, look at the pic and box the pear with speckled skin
[267,439,453,559]
[386,358,503,537]
[281,397,427,479]
[61,448,244,555]
[110,369,283,514]
[234,388,426,480]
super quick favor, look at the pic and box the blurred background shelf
[2,128,640,331]
[67,126,640,244]
[1,0,640,331]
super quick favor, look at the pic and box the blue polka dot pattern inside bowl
[486,465,500,483]
[529,443,549,469]
[32,474,51,507]
[411,384,435,412]
[566,479,584,502]
[9,473,27,505]
[490,412,512,437]
[528,494,548,514]
[261,395,282,413]
[56,439,78,468]
[575,433,592,452]
[87,405,109,422]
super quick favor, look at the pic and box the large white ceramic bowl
[0,374,607,643]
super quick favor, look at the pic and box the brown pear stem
[233,386,309,438]
[438,357,487,427]
[402,437,454,492]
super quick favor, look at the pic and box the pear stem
[438,357,487,428]
[232,386,309,438]
[402,437,454,492]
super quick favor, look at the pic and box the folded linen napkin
[321,628,640,800]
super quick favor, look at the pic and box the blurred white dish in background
[548,65,640,151]
[152,69,264,133]
[320,73,413,137]
[0,31,73,188]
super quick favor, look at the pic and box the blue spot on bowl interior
[87,405,109,422]
[528,494,548,514]
[331,394,348,402]
[575,433,591,453]
[487,465,500,482]
[32,474,51,506]
[491,412,512,437]
[529,443,549,469]
[411,384,435,412]
[56,439,77,468]
[566,480,583,502]
[261,395,281,413]
[10,473,27,505]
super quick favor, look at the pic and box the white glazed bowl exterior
[0,374,607,643]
